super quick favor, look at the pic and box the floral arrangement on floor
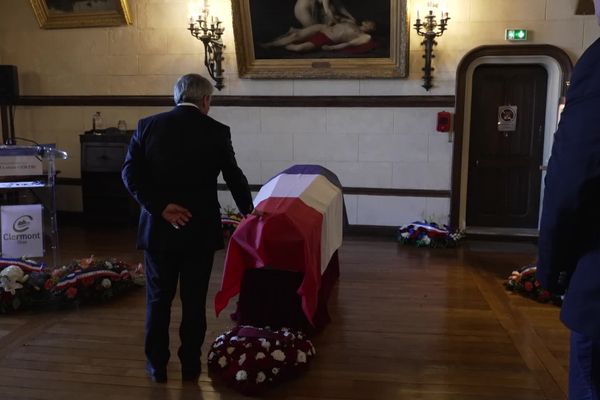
[0,258,50,313]
[221,207,243,240]
[0,256,143,313]
[207,325,316,396]
[397,221,464,248]
[505,264,562,305]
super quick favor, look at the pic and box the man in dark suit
[537,1,600,397]
[122,74,253,383]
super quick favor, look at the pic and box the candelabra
[188,8,225,91]
[413,10,450,91]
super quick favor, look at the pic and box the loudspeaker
[0,65,19,104]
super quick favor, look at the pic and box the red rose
[524,281,534,292]
[44,279,54,290]
[81,277,95,287]
[66,287,78,299]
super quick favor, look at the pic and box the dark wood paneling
[18,95,455,108]
[217,184,450,198]
[342,187,450,198]
[58,180,451,199]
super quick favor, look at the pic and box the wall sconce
[413,8,450,91]
[188,6,225,91]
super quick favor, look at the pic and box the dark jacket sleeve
[219,127,254,215]
[121,120,168,217]
[537,38,600,293]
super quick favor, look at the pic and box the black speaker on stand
[0,65,19,145]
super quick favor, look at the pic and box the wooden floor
[0,226,569,400]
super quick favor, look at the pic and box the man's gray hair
[173,74,214,104]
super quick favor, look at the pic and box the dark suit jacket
[122,105,254,253]
[537,37,600,338]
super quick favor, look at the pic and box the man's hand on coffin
[161,203,192,229]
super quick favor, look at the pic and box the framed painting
[29,0,132,29]
[232,0,409,79]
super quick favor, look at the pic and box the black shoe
[146,363,167,383]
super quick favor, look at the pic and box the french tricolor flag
[215,165,345,324]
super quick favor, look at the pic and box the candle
[417,10,420,19]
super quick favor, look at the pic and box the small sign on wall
[498,105,518,132]
[1,205,44,258]
[505,29,528,41]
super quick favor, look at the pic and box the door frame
[450,45,573,231]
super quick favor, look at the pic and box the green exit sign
[505,29,528,41]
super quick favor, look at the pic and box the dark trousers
[570,331,600,400]
[144,249,214,374]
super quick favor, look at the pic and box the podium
[0,145,68,268]
[215,165,345,333]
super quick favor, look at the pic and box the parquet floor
[0,226,569,399]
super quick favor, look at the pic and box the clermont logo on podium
[1,205,43,258]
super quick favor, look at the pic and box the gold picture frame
[232,0,409,79]
[30,0,132,29]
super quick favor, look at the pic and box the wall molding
[18,95,455,108]
[56,178,451,199]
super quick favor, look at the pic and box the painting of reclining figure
[232,0,407,79]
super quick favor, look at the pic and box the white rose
[101,278,111,289]
[297,350,307,363]
[235,370,248,381]
[218,356,227,368]
[401,232,410,238]
[238,353,246,366]
[255,352,266,360]
[272,367,280,375]
[256,372,266,383]
[227,347,234,354]
[260,340,271,350]
[271,350,285,361]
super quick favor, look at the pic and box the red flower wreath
[207,325,316,395]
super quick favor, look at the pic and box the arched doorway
[450,45,572,236]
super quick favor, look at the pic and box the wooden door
[466,64,547,229]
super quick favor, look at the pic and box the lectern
[0,145,68,268]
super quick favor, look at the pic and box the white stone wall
[1,0,599,226]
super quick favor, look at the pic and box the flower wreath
[49,256,139,304]
[0,256,142,313]
[221,208,243,240]
[505,264,562,305]
[207,325,316,396]
[397,221,464,248]
[0,258,50,312]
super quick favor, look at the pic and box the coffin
[215,165,345,329]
